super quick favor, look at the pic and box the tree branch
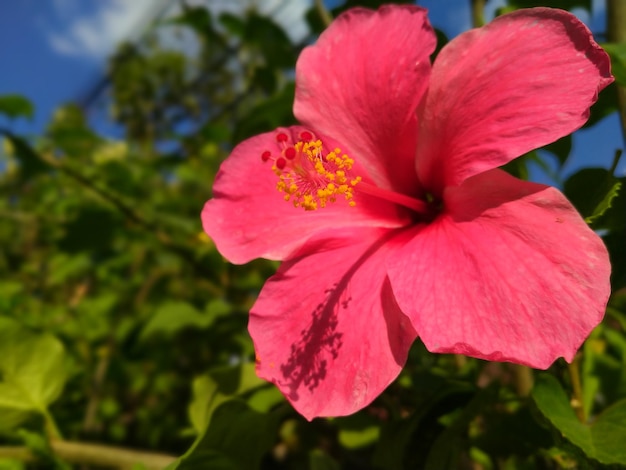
[567,355,586,423]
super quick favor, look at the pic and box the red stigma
[300,131,313,142]
[276,157,287,170]
[261,150,271,162]
[284,147,296,160]
[276,133,288,143]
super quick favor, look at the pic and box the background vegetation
[0,0,625,468]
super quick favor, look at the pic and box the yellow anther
[269,135,361,211]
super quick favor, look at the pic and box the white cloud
[46,0,168,60]
[46,0,311,61]
[185,0,311,43]
[256,0,312,43]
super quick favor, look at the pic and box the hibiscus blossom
[202,5,612,420]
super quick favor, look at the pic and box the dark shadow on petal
[381,277,417,365]
[276,231,400,401]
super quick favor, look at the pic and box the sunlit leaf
[187,362,280,434]
[585,181,621,224]
[140,302,210,342]
[0,458,26,470]
[335,413,381,449]
[139,300,230,343]
[0,318,69,432]
[532,374,626,465]
[603,43,626,87]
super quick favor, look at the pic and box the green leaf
[219,13,246,38]
[563,169,621,226]
[18,430,72,470]
[139,300,229,343]
[605,229,626,290]
[532,374,626,465]
[174,400,281,470]
[599,176,626,231]
[0,95,34,120]
[586,82,618,128]
[168,6,223,45]
[373,376,474,470]
[423,387,495,470]
[335,413,380,449]
[472,406,552,459]
[187,362,280,434]
[0,459,26,470]
[585,180,621,224]
[59,207,118,253]
[338,425,379,449]
[0,132,49,180]
[165,452,237,470]
[46,253,92,286]
[309,450,341,470]
[0,318,69,432]
[243,13,295,67]
[47,105,100,158]
[188,375,224,434]
[543,135,572,168]
[234,83,296,141]
[603,43,626,87]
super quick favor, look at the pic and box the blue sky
[0,0,622,181]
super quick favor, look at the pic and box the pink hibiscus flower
[202,5,613,420]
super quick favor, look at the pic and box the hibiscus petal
[202,127,410,264]
[416,8,613,194]
[250,227,416,420]
[294,5,436,195]
[387,170,610,368]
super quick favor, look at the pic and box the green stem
[512,364,533,397]
[609,149,623,175]
[0,442,176,470]
[314,0,333,28]
[567,356,586,423]
[607,0,626,145]
[454,354,468,370]
[42,410,63,441]
[471,0,486,28]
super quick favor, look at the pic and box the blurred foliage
[0,0,625,469]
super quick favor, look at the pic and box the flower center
[261,131,362,211]
[261,129,439,220]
